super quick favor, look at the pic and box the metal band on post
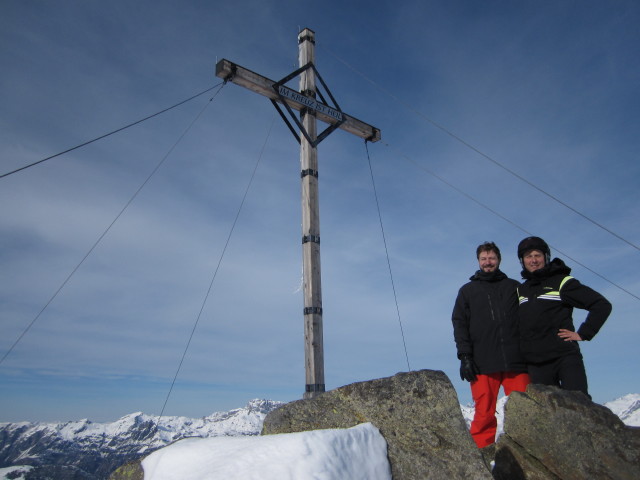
[298,32,315,45]
[302,234,320,244]
[305,383,325,393]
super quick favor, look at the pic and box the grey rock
[493,385,640,480]
[108,460,145,480]
[480,442,496,471]
[262,369,492,480]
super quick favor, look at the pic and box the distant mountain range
[1,395,638,480]
[0,399,283,480]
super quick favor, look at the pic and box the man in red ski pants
[452,242,530,448]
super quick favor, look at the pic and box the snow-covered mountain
[602,393,640,426]
[0,399,282,480]
[1,395,638,480]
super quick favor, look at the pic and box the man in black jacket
[517,236,612,398]
[452,242,529,448]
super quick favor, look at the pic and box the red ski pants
[469,371,530,448]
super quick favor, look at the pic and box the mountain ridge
[0,399,283,480]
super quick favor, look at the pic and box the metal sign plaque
[276,85,344,121]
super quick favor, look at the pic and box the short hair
[476,241,501,261]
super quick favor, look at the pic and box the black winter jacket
[452,269,526,374]
[517,258,612,364]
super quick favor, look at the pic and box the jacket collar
[470,269,508,282]
[521,257,572,281]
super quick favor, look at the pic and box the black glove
[459,354,479,382]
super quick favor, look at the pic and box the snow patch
[142,423,392,480]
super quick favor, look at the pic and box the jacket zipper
[488,293,508,368]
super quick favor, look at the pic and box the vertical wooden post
[299,28,325,399]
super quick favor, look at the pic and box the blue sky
[1,0,638,422]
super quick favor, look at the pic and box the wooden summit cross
[215,28,380,399]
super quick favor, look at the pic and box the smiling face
[478,250,500,273]
[523,249,546,273]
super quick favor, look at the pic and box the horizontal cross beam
[215,58,381,142]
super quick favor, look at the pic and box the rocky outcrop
[262,369,491,480]
[493,384,640,480]
[109,460,145,480]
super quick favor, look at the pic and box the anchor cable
[384,141,640,302]
[156,117,277,421]
[0,83,226,366]
[1,83,224,179]
[322,45,639,253]
[364,141,412,372]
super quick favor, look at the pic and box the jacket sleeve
[560,278,612,341]
[452,288,472,358]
